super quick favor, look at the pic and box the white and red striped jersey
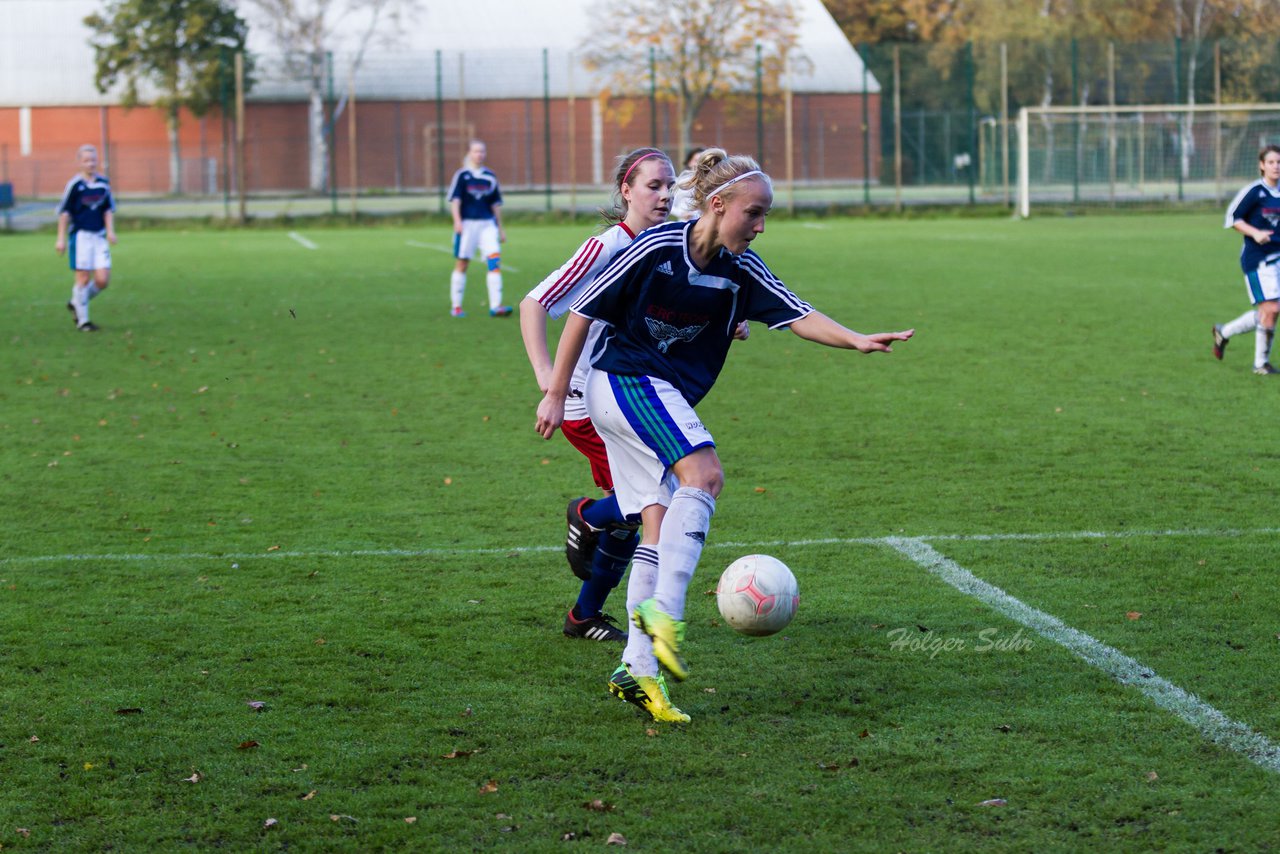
[525,222,637,420]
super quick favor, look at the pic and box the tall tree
[581,0,804,157]
[86,0,251,195]
[238,0,419,193]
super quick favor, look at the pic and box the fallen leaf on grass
[607,832,628,846]
[1146,771,1159,782]
[1126,611,1142,620]
[978,798,1007,807]
[404,817,417,824]
[300,791,316,801]
[754,487,766,494]
[314,638,326,645]
[29,736,39,743]
[859,729,872,738]
[247,701,267,711]
[461,706,473,717]
[16,828,30,837]
[237,741,260,750]
[263,818,278,829]
[478,780,499,794]
[583,799,615,812]
[645,729,657,737]
[995,724,1012,733]
[266,545,280,552]
[442,749,479,759]
[181,772,202,783]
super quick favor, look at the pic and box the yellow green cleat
[607,663,690,724]
[632,598,688,681]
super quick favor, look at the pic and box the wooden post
[784,49,794,215]
[1000,43,1009,207]
[893,45,902,213]
[348,69,357,221]
[235,51,246,224]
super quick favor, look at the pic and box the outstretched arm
[788,311,914,353]
[535,312,594,439]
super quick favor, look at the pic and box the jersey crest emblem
[656,260,674,275]
[645,316,707,352]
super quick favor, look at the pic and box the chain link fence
[5,37,1280,227]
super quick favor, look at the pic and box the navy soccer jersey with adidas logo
[571,220,813,406]
[1226,180,1280,272]
[447,167,501,220]
[57,173,115,234]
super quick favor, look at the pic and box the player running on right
[1212,144,1280,374]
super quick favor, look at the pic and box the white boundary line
[4,525,1279,567]
[288,231,318,250]
[405,240,521,272]
[885,536,1280,775]
[5,525,1279,772]
[405,240,452,254]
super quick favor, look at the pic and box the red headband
[622,152,662,186]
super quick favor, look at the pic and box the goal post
[1016,103,1280,218]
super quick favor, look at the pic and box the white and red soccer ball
[716,554,799,637]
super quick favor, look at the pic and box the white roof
[0,0,878,106]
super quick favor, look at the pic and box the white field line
[404,241,520,272]
[288,231,318,250]
[4,525,1278,567]
[405,240,452,254]
[885,536,1280,775]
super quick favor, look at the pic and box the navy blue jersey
[1225,180,1280,272]
[448,167,502,220]
[571,220,813,406]
[57,173,115,234]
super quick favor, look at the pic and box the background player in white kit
[1212,144,1280,374]
[55,144,117,332]
[447,140,512,318]
[535,149,913,723]
[521,148,677,644]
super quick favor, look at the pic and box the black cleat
[566,497,600,582]
[563,607,627,642]
[77,321,99,332]
[1212,324,1227,360]
[1253,362,1279,375]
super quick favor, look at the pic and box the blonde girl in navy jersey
[535,149,913,723]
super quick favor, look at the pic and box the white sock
[486,270,503,309]
[450,271,466,310]
[622,545,659,677]
[72,284,89,325]
[654,486,716,620]
[1256,326,1275,369]
[1222,309,1257,338]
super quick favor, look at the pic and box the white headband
[706,170,764,200]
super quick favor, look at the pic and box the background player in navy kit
[447,140,511,318]
[55,144,116,332]
[534,149,913,722]
[1212,145,1280,374]
[521,148,677,644]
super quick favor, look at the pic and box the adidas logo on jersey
[657,260,674,275]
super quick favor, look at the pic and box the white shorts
[1245,264,1280,304]
[454,219,500,262]
[70,230,111,271]
[585,368,715,519]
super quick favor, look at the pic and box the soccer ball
[716,554,799,637]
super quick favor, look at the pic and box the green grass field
[4,212,1280,851]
